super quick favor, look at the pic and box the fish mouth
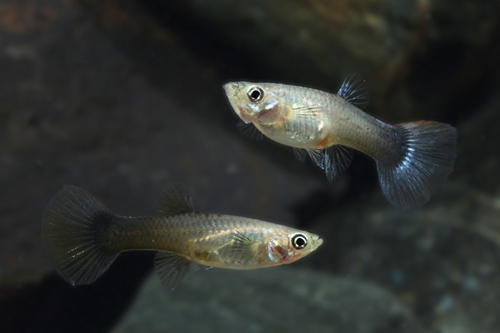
[223,82,252,123]
[256,102,279,123]
[256,109,272,122]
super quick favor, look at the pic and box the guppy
[42,185,322,288]
[223,75,457,210]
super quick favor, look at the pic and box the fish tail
[376,121,457,210]
[42,186,120,285]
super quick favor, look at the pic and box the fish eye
[247,86,264,102]
[291,234,308,250]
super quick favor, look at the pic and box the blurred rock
[311,180,500,333]
[112,267,424,333]
[2,0,500,332]
[0,0,323,287]
[113,0,500,122]
[78,0,500,193]
[453,93,500,195]
[294,70,500,333]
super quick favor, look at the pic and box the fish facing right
[42,185,322,289]
[223,75,457,210]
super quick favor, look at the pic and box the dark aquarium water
[1,1,500,332]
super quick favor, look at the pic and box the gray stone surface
[1,1,500,332]
[113,268,423,333]
[311,182,500,333]
[0,0,323,287]
[133,0,500,121]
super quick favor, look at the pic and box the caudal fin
[42,186,119,285]
[377,121,457,210]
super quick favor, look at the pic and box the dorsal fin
[158,184,194,216]
[236,121,263,141]
[337,73,369,109]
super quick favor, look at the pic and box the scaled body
[109,214,312,269]
[42,186,322,288]
[224,76,457,210]
[226,82,391,158]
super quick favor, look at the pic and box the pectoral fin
[292,104,322,119]
[217,232,256,265]
[236,121,263,141]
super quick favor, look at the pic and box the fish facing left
[223,76,457,210]
[41,185,323,289]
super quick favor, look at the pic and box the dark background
[1,1,500,332]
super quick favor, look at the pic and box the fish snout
[223,82,243,97]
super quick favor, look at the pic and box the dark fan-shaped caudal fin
[376,121,457,210]
[42,186,119,285]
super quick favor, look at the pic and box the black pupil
[250,89,261,100]
[293,235,307,248]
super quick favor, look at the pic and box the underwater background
[1,0,499,332]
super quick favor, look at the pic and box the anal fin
[323,145,353,183]
[307,149,325,169]
[154,251,191,290]
[294,148,325,169]
[294,146,352,182]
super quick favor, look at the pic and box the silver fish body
[42,185,322,288]
[224,76,457,210]
[109,214,318,269]
[229,83,393,159]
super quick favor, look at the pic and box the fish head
[265,230,323,265]
[223,82,284,127]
